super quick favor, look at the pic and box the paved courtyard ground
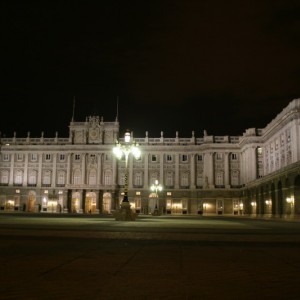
[1,214,300,300]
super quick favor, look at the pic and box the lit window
[257,147,263,155]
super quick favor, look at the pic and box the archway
[85,192,97,213]
[277,181,283,216]
[27,191,36,212]
[102,192,112,214]
[148,192,157,214]
[294,175,300,215]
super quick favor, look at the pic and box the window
[216,153,223,160]
[28,170,37,185]
[14,170,23,185]
[231,171,239,186]
[166,154,172,162]
[3,154,9,161]
[257,147,262,155]
[233,199,239,210]
[88,169,97,185]
[104,170,112,185]
[197,155,203,161]
[73,169,81,185]
[180,172,189,187]
[196,174,203,186]
[42,170,51,185]
[45,154,51,161]
[75,154,80,161]
[31,153,38,162]
[59,154,65,162]
[166,172,173,187]
[151,155,157,162]
[231,153,237,160]
[0,170,9,184]
[17,153,23,161]
[105,154,111,161]
[181,155,188,162]
[217,200,223,210]
[57,171,66,185]
[215,171,224,186]
[166,172,174,187]
[134,172,143,186]
[150,173,158,185]
[119,172,125,185]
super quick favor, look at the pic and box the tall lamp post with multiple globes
[113,130,141,221]
[150,179,163,215]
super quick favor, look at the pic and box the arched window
[104,170,112,185]
[166,171,173,187]
[119,172,125,186]
[180,172,189,187]
[134,172,143,187]
[14,170,23,185]
[231,170,240,186]
[150,172,158,185]
[215,171,224,186]
[0,170,9,184]
[196,173,203,187]
[88,169,97,186]
[28,170,37,185]
[57,171,66,185]
[73,169,81,185]
[42,170,51,185]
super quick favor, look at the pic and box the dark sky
[1,1,300,138]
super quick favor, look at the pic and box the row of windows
[0,169,240,187]
[1,152,240,163]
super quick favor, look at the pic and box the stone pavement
[1,214,300,300]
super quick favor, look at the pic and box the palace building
[1,99,300,219]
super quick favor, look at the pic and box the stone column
[160,153,164,185]
[190,154,196,189]
[9,153,15,185]
[66,153,71,185]
[81,153,86,185]
[23,153,28,186]
[224,152,230,188]
[97,153,102,185]
[51,153,57,188]
[203,152,214,188]
[175,153,179,189]
[144,153,149,189]
[128,155,133,188]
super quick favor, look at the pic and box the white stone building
[1,99,300,218]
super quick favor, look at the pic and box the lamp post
[113,130,141,220]
[150,179,162,215]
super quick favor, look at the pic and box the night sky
[1,1,300,138]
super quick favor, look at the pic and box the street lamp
[113,130,141,220]
[150,179,162,215]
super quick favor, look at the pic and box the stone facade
[1,100,300,218]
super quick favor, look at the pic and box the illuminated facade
[1,99,300,218]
